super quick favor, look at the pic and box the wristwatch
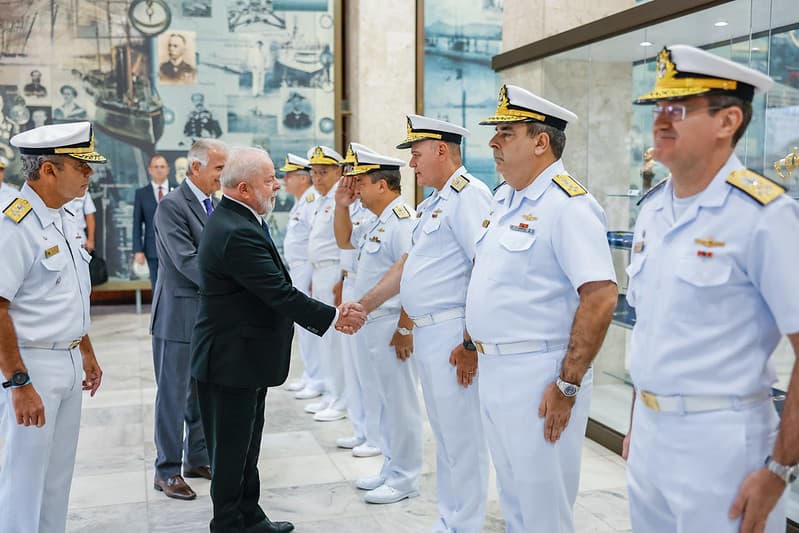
[765,456,798,485]
[462,339,476,352]
[2,370,31,389]
[555,377,580,398]
[396,327,412,336]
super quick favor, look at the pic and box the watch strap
[463,339,476,352]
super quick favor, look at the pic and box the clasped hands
[335,302,367,334]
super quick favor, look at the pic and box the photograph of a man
[23,70,47,98]
[159,32,197,84]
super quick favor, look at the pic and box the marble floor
[12,306,633,532]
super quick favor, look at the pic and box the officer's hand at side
[85,238,95,252]
[12,385,45,427]
[335,176,356,207]
[538,382,575,443]
[134,252,146,265]
[449,344,477,388]
[82,355,103,396]
[729,467,787,533]
[390,330,413,361]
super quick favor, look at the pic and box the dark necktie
[157,185,164,202]
[202,198,214,216]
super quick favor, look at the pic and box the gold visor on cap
[480,85,547,125]
[635,48,738,103]
[308,146,339,165]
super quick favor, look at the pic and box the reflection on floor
[7,306,633,532]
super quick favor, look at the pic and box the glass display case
[514,0,799,523]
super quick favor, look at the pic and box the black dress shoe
[245,517,294,533]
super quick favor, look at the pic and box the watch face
[12,372,28,385]
[564,384,578,396]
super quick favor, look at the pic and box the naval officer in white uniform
[0,121,104,533]
[624,44,799,533]
[352,115,492,532]
[279,153,323,394]
[466,85,617,533]
[333,143,381,457]
[336,145,424,504]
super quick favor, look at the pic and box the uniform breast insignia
[450,175,470,193]
[510,222,535,234]
[3,198,32,224]
[521,214,537,221]
[482,219,490,228]
[305,193,315,203]
[552,174,587,197]
[44,245,60,258]
[636,178,668,206]
[694,237,724,258]
[369,235,381,243]
[392,205,410,219]
[726,169,785,206]
[432,208,443,218]
[377,227,385,232]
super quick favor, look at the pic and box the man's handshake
[335,302,368,334]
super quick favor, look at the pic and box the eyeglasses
[651,104,725,122]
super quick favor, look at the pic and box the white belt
[474,339,568,356]
[288,260,308,270]
[20,338,83,350]
[367,307,398,322]
[411,307,464,328]
[311,259,339,269]
[639,390,771,414]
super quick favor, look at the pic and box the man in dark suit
[133,154,171,288]
[191,146,366,533]
[151,139,228,501]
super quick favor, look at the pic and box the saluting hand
[12,385,45,427]
[335,176,357,207]
[538,382,575,443]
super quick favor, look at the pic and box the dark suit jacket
[133,184,170,259]
[150,180,214,342]
[190,197,335,389]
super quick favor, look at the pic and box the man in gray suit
[151,139,228,500]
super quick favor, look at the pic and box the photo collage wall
[0,0,335,281]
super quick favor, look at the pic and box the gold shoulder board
[3,198,32,224]
[392,205,410,219]
[552,174,587,197]
[726,169,785,206]
[450,175,470,193]
[636,178,669,206]
[305,193,315,203]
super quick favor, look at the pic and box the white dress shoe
[352,443,381,457]
[355,474,386,491]
[313,407,347,422]
[363,484,419,504]
[294,386,322,400]
[336,435,365,449]
[285,380,305,392]
[303,400,329,414]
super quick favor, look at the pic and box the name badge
[45,245,60,258]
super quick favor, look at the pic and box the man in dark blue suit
[133,154,171,288]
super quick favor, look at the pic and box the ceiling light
[714,21,729,27]
[752,47,760,51]
[640,41,653,47]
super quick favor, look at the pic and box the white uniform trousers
[361,314,423,492]
[0,347,83,533]
[628,396,786,533]
[289,261,324,391]
[340,276,379,445]
[311,263,346,410]
[414,317,488,533]
[478,348,592,533]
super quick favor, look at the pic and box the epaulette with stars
[726,169,785,206]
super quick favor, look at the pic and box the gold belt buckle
[342,270,349,279]
[474,341,485,354]
[68,338,82,350]
[640,391,660,412]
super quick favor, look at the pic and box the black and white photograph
[181,0,212,16]
[158,31,197,85]
[21,67,50,100]
[21,105,52,131]
[280,90,313,131]
[227,94,279,134]
[52,84,89,121]
[226,0,286,32]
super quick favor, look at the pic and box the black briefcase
[89,251,109,286]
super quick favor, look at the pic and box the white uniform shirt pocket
[488,230,537,284]
[671,256,734,323]
[415,217,443,257]
[41,252,68,289]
